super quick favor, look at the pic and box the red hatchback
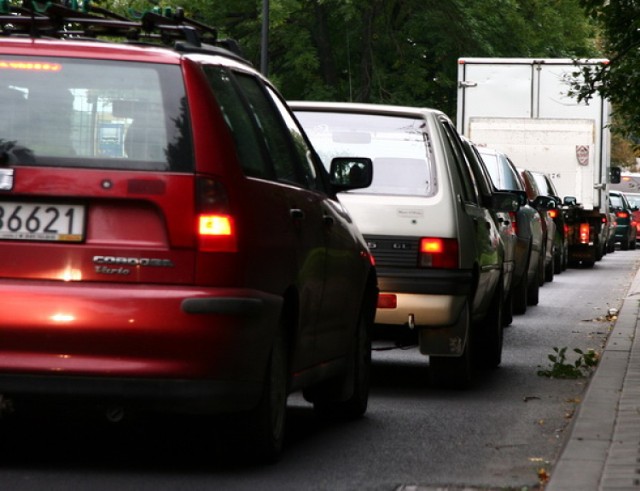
[0,6,377,461]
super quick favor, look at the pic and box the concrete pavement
[547,264,640,490]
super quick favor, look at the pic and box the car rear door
[0,55,198,286]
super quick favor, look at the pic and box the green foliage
[570,1,640,145]
[96,0,598,118]
[537,347,599,379]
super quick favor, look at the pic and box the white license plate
[0,202,85,242]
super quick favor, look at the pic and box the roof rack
[0,0,248,62]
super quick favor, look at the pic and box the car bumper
[0,279,282,411]
[374,268,472,326]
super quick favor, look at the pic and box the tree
[99,0,597,120]
[572,1,640,150]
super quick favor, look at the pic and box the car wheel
[512,269,528,315]
[545,251,554,283]
[503,289,513,327]
[553,241,562,274]
[243,327,288,463]
[527,263,540,306]
[632,238,637,250]
[538,245,546,286]
[475,277,503,369]
[312,305,371,419]
[622,235,630,250]
[429,303,472,389]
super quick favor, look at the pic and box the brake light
[616,211,629,219]
[548,209,558,219]
[196,178,237,252]
[579,223,590,244]
[377,294,397,309]
[419,238,458,268]
[508,211,518,235]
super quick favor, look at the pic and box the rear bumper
[0,280,282,411]
[374,268,472,327]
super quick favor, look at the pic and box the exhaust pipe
[105,404,126,423]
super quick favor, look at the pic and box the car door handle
[290,208,305,220]
[323,215,335,227]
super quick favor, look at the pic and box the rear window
[478,151,524,191]
[295,110,437,197]
[0,55,193,172]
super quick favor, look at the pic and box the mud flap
[418,301,469,356]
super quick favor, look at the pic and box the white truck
[456,57,620,266]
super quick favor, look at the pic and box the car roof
[288,100,446,119]
[0,37,184,64]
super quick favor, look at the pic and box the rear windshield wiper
[0,140,35,166]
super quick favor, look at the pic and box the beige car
[292,101,520,388]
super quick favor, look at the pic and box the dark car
[528,171,569,272]
[520,169,557,282]
[610,191,638,250]
[476,147,550,313]
[0,5,379,462]
[460,137,519,326]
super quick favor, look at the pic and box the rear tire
[527,263,540,306]
[503,290,513,327]
[242,328,288,463]
[429,304,472,389]
[475,278,504,369]
[312,307,371,419]
[512,270,528,315]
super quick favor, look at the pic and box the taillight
[419,238,458,268]
[579,223,590,244]
[508,211,518,235]
[548,209,558,219]
[196,178,237,252]
[377,294,397,309]
[616,211,629,219]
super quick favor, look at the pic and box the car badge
[0,169,14,191]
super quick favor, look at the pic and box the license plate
[0,202,85,242]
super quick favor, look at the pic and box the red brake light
[419,238,459,268]
[196,178,237,252]
[548,209,558,219]
[509,211,518,235]
[377,294,397,309]
[579,223,590,244]
[616,211,629,219]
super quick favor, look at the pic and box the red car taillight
[548,209,558,219]
[419,238,459,268]
[196,178,237,253]
[616,211,629,219]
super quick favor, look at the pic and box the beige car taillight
[419,237,459,269]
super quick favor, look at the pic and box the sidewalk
[546,265,640,490]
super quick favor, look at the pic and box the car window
[233,74,311,188]
[295,110,437,197]
[479,151,524,191]
[440,120,479,204]
[202,66,273,180]
[0,55,193,172]
[610,194,623,208]
[265,87,322,192]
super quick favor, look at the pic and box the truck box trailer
[456,57,619,266]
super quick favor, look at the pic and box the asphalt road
[0,248,638,491]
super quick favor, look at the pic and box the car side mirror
[610,166,621,184]
[329,157,373,191]
[491,191,520,213]
[563,196,577,206]
[533,195,556,210]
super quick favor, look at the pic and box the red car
[0,5,377,461]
